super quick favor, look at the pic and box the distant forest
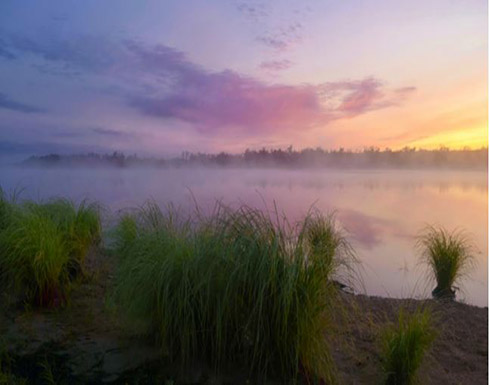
[22,147,488,169]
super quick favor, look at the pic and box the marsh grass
[0,188,21,233]
[380,307,436,385]
[113,201,356,382]
[0,196,101,307]
[417,226,474,299]
[26,199,102,276]
[301,210,359,289]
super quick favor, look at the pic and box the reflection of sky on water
[1,167,487,306]
[336,209,409,250]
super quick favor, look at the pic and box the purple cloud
[129,79,326,133]
[256,23,303,52]
[236,2,268,22]
[336,78,384,116]
[259,59,293,72]
[234,3,305,52]
[0,39,15,60]
[92,127,126,136]
[0,93,45,114]
[0,33,415,135]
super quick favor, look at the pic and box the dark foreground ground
[0,251,487,384]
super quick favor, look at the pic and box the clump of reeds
[0,197,101,307]
[112,201,355,382]
[25,198,102,275]
[417,226,474,299]
[300,211,357,286]
[380,307,436,385]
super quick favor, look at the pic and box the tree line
[22,146,488,169]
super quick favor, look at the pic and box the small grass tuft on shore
[380,307,436,385]
[113,202,355,382]
[417,226,474,299]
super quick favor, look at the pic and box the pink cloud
[1,33,415,136]
[259,59,293,71]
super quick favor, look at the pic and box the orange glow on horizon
[401,125,488,150]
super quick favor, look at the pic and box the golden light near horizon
[405,125,488,150]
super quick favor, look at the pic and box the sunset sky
[0,0,487,157]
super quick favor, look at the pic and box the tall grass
[25,199,102,275]
[0,196,101,307]
[417,226,474,299]
[380,307,436,385]
[113,202,354,382]
[0,188,20,232]
[0,209,69,306]
[301,211,357,288]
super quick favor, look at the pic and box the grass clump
[380,307,436,385]
[25,199,102,275]
[0,197,101,307]
[113,202,354,382]
[301,211,357,287]
[417,226,474,299]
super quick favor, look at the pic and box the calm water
[1,167,487,306]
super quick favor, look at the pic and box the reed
[0,197,101,307]
[417,226,474,299]
[380,307,436,385]
[26,198,102,275]
[113,202,354,382]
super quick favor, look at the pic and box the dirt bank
[0,252,487,384]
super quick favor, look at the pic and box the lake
[1,166,487,306]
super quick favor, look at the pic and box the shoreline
[1,250,487,384]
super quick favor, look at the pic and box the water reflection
[337,209,410,250]
[0,167,487,306]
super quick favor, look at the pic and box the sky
[0,0,487,157]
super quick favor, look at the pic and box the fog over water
[1,166,487,306]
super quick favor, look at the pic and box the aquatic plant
[417,226,474,299]
[0,197,101,307]
[380,307,436,385]
[113,202,354,382]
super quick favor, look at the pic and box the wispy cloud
[259,59,293,72]
[0,33,415,136]
[0,92,45,114]
[92,127,126,136]
[0,38,15,60]
[235,1,305,52]
[236,2,268,23]
[256,22,303,52]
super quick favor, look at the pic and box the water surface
[1,167,487,306]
